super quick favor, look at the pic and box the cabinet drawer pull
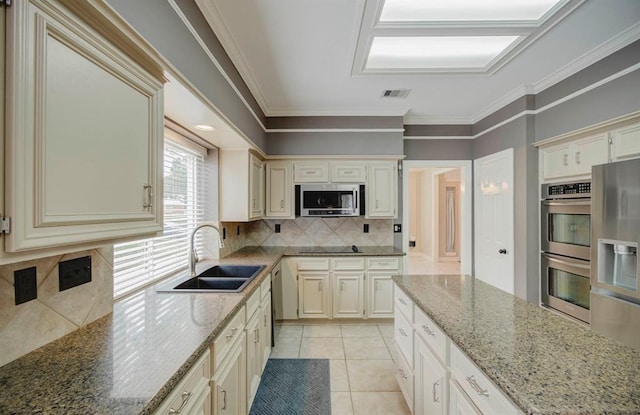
[422,324,435,337]
[169,390,192,414]
[398,297,407,305]
[254,328,260,343]
[398,368,408,379]
[280,199,284,208]
[398,328,408,337]
[318,281,323,291]
[466,375,489,397]
[221,389,227,410]
[340,281,344,291]
[432,380,440,403]
[575,151,581,164]
[263,314,267,327]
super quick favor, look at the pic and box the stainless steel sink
[157,265,265,293]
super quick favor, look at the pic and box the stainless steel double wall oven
[540,181,591,323]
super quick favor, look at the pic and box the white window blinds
[113,131,209,299]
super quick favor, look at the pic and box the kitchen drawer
[246,288,261,319]
[260,273,272,299]
[332,257,364,270]
[450,343,521,415]
[395,345,414,413]
[414,306,448,364]
[213,307,246,368]
[153,350,210,415]
[394,285,414,322]
[367,257,401,270]
[298,258,330,271]
[394,308,413,366]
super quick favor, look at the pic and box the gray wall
[535,69,640,141]
[106,0,267,151]
[404,140,473,160]
[267,131,404,156]
[472,116,539,303]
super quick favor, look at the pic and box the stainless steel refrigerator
[591,158,640,351]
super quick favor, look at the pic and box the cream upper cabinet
[4,0,164,252]
[541,133,608,181]
[249,154,265,219]
[265,161,293,218]
[219,150,264,221]
[293,161,329,183]
[367,161,397,218]
[331,161,366,183]
[611,122,640,162]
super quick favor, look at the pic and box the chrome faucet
[189,223,225,277]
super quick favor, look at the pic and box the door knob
[498,249,507,254]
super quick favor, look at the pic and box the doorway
[402,161,472,275]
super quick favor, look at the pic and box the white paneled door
[474,149,514,294]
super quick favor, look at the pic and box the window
[113,128,212,299]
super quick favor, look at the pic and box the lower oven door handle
[542,200,591,207]
[543,253,591,270]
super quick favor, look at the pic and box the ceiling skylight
[379,0,564,22]
[367,36,520,70]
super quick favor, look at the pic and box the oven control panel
[543,181,591,198]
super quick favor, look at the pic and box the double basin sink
[157,265,265,293]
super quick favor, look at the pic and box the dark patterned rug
[249,359,331,415]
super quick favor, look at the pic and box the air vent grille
[381,89,411,98]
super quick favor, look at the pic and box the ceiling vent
[381,89,411,98]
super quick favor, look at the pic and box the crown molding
[404,136,473,140]
[470,85,534,124]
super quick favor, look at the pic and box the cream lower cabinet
[333,272,364,318]
[366,257,401,318]
[246,275,273,409]
[449,380,481,415]
[153,350,211,415]
[290,256,400,319]
[414,336,448,415]
[394,284,522,415]
[212,308,246,415]
[5,0,164,253]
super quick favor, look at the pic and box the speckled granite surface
[0,246,402,414]
[393,274,640,415]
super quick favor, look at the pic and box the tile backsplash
[220,217,393,257]
[0,248,113,367]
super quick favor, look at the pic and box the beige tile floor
[272,322,411,415]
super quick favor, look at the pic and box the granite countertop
[0,245,402,414]
[393,274,640,415]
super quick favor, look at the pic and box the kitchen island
[393,274,640,415]
[0,246,402,414]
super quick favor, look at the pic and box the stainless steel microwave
[296,184,364,217]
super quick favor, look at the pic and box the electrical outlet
[237,226,240,236]
[14,267,37,305]
[222,227,227,240]
[363,224,369,233]
[59,256,91,292]
[394,224,402,233]
[275,224,281,233]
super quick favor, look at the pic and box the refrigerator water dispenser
[597,239,638,293]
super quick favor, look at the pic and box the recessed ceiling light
[194,124,216,131]
[379,0,563,22]
[367,36,520,69]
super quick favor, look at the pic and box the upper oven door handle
[541,200,591,206]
